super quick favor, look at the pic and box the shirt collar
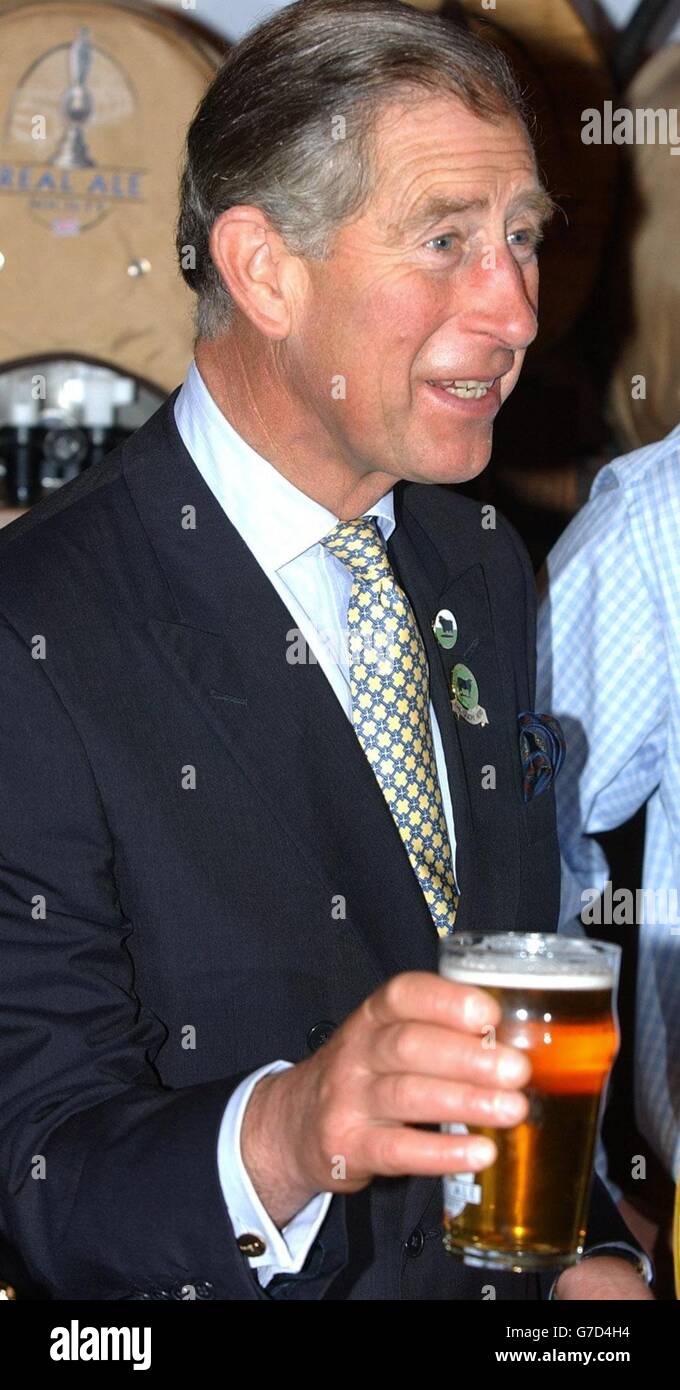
[174,359,395,576]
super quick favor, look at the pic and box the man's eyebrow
[387,187,556,242]
[506,189,556,224]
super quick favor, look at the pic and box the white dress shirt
[173,358,458,1287]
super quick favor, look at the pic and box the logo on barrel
[1,26,145,233]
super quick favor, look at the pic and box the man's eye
[425,233,457,253]
[508,228,544,257]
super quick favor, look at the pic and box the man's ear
[208,205,306,338]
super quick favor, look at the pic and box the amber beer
[439,933,621,1272]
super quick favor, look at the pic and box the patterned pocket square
[518,710,566,803]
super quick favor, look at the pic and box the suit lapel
[391,491,522,938]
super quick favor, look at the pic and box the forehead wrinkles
[375,140,536,233]
[367,101,533,219]
[364,98,535,235]
[378,168,537,246]
[381,154,536,239]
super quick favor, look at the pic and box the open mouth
[426,378,496,399]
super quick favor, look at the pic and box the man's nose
[463,245,538,353]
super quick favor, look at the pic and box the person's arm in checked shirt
[534,444,677,1294]
[536,454,669,929]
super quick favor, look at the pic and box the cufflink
[237,1232,267,1258]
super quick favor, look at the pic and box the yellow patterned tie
[321,516,460,937]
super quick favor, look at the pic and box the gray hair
[176,0,530,341]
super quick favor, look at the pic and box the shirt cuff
[548,1242,654,1299]
[217,1059,333,1289]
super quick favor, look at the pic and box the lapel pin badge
[433,608,458,650]
[450,662,489,727]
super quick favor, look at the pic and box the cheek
[344,265,437,360]
[499,352,526,404]
[303,259,440,413]
[526,262,540,314]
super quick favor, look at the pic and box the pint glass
[439,932,621,1272]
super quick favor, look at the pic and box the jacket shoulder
[0,392,179,616]
[0,389,178,568]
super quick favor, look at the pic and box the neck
[194,327,394,520]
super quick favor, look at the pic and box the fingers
[368,1071,530,1127]
[312,972,532,1190]
[370,1019,532,1089]
[359,1123,498,1180]
[366,971,501,1035]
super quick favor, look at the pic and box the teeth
[429,379,493,399]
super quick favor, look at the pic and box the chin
[416,446,493,488]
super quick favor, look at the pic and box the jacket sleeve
[0,615,346,1300]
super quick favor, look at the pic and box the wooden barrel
[407,0,620,353]
[608,44,680,450]
[0,0,226,394]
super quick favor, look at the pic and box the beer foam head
[440,934,618,990]
[441,964,613,990]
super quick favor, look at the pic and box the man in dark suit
[0,0,651,1300]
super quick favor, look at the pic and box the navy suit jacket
[0,388,638,1299]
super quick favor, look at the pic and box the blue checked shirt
[537,423,680,1180]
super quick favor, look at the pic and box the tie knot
[321,516,392,586]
